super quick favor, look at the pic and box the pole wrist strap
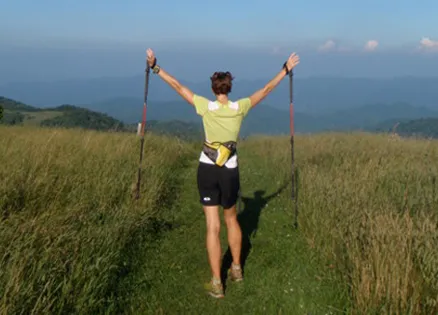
[283,62,290,75]
[151,58,160,74]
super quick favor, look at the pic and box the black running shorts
[197,162,240,209]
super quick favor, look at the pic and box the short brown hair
[210,71,233,95]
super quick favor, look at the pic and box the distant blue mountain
[1,76,438,114]
[85,97,438,135]
[3,93,438,137]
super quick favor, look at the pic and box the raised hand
[286,53,300,72]
[146,48,156,68]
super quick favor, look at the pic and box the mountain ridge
[2,95,438,139]
[86,96,438,134]
[1,76,438,113]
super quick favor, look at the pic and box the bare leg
[203,205,221,280]
[224,204,242,265]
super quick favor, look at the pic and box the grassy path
[120,154,350,314]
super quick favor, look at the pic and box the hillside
[374,117,438,138]
[87,96,438,135]
[2,96,438,139]
[0,97,126,131]
[396,118,438,138]
[0,96,206,139]
[40,104,126,131]
[1,126,437,314]
[0,96,40,112]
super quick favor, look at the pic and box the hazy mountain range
[1,75,438,136]
[85,98,438,135]
[1,76,437,114]
[2,95,438,139]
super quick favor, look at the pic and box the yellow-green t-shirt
[193,94,252,143]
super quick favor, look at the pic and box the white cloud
[318,39,336,52]
[419,37,438,51]
[364,40,379,51]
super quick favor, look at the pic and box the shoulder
[193,94,214,116]
[193,94,210,104]
[235,98,252,115]
[236,97,252,106]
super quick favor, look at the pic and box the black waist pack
[203,141,237,167]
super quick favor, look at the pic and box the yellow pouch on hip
[203,142,234,167]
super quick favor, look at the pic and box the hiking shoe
[204,278,224,298]
[228,263,243,282]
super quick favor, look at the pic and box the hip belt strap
[203,141,237,167]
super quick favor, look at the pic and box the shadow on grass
[220,180,290,285]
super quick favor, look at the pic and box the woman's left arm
[147,48,194,106]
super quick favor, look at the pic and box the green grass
[121,157,349,314]
[260,132,438,315]
[20,110,63,125]
[1,126,437,314]
[2,109,63,125]
[0,125,193,314]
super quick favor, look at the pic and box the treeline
[2,96,438,140]
[395,118,438,138]
[40,105,126,132]
[0,96,39,112]
[145,120,203,141]
[0,97,125,132]
[0,97,203,139]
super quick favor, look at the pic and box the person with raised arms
[146,48,300,298]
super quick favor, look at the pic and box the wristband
[150,58,160,74]
[283,62,289,75]
[152,65,161,74]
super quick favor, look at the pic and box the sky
[1,0,438,83]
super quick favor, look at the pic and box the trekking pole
[135,58,151,200]
[289,69,298,229]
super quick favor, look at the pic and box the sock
[212,276,221,285]
[232,263,241,270]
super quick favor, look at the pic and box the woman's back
[193,95,252,143]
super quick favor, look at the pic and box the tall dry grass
[2,125,437,314]
[242,132,438,314]
[0,126,191,314]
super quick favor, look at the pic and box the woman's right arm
[249,53,300,108]
[146,48,195,106]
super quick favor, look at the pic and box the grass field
[21,111,63,125]
[3,109,63,126]
[0,126,192,314]
[1,125,437,314]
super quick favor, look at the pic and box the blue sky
[1,0,438,83]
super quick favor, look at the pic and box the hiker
[146,48,300,298]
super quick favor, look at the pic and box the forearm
[152,65,194,105]
[157,68,181,91]
[263,68,287,94]
[146,49,194,104]
[249,68,287,107]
